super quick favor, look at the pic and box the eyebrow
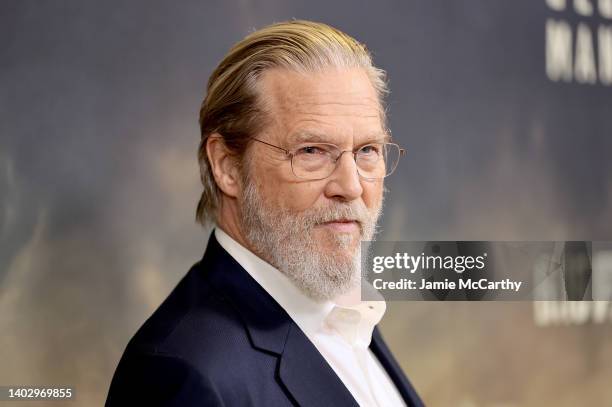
[289,130,390,145]
[290,131,331,144]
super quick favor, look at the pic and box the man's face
[239,67,386,300]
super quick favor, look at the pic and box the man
[106,20,423,406]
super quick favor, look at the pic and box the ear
[206,134,242,199]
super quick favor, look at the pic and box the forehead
[257,67,385,144]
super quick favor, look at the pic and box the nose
[323,152,364,201]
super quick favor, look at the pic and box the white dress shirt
[215,228,406,407]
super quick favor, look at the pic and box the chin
[316,233,360,256]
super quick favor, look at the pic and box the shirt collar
[214,227,386,347]
[325,285,386,348]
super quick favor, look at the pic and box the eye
[358,144,381,155]
[296,145,329,155]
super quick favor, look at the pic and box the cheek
[361,180,384,208]
[255,165,325,211]
[250,154,300,208]
[279,182,325,211]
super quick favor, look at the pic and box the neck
[216,196,287,277]
[216,197,252,252]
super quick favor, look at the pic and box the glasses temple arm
[250,137,290,155]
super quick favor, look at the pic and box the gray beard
[239,178,382,301]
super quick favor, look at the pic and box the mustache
[240,176,383,240]
[298,201,376,227]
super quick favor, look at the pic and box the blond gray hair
[196,20,388,225]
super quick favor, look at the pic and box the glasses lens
[291,144,337,180]
[356,143,401,179]
[384,143,402,177]
[291,143,403,180]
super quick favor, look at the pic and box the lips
[324,218,355,223]
[318,219,360,233]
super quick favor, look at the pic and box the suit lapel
[203,234,358,406]
[369,327,425,407]
[278,323,359,407]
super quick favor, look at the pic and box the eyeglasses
[250,137,406,181]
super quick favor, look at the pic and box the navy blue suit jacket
[106,234,424,406]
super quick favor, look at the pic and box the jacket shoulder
[107,259,283,406]
[127,261,252,368]
[105,348,225,407]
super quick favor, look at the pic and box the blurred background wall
[1,1,611,405]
